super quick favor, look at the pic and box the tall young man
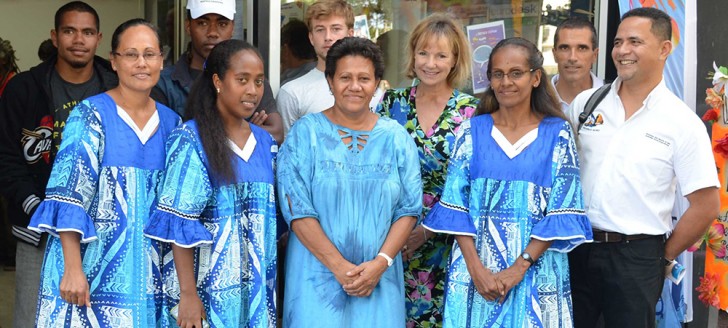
[0,2,117,327]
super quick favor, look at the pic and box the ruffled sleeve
[531,122,593,252]
[423,120,476,236]
[392,126,422,223]
[144,124,213,248]
[277,117,319,224]
[28,99,103,243]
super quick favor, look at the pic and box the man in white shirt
[567,7,719,328]
[551,17,603,112]
[277,0,381,135]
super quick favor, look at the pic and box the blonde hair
[404,13,472,88]
[305,0,354,31]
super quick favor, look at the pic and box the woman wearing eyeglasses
[422,37,593,327]
[28,19,179,327]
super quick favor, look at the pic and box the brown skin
[612,16,672,119]
[58,232,91,307]
[290,55,416,297]
[185,14,283,143]
[186,14,233,71]
[456,44,554,303]
[174,50,265,327]
[59,25,163,308]
[612,17,720,256]
[51,10,102,83]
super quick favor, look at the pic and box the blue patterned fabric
[423,115,592,328]
[28,93,181,327]
[144,121,278,328]
[277,113,422,328]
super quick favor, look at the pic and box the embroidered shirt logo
[645,133,670,147]
[584,113,604,127]
[21,115,53,164]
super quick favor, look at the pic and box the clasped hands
[333,256,389,298]
[468,262,526,303]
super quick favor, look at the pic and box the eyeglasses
[113,51,163,62]
[488,68,537,81]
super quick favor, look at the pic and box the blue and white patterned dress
[28,93,181,327]
[144,121,277,328]
[423,115,592,328]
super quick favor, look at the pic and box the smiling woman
[277,37,422,328]
[27,18,181,327]
[144,39,278,328]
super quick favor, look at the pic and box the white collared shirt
[567,77,719,235]
[551,72,604,113]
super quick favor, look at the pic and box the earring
[217,88,221,94]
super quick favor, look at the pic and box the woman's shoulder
[169,120,200,142]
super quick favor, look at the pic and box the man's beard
[67,58,92,69]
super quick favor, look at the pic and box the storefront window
[281,0,596,94]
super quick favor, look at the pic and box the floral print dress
[377,86,478,328]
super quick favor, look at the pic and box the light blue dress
[144,121,278,328]
[28,93,181,327]
[423,115,592,328]
[277,113,422,328]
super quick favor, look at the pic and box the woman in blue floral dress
[377,14,478,328]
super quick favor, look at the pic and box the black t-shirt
[49,70,102,152]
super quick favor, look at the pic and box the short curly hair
[324,37,384,81]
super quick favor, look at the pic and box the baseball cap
[186,0,236,20]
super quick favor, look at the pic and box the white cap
[186,0,235,20]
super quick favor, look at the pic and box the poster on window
[466,20,505,94]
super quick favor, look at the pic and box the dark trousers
[568,236,665,328]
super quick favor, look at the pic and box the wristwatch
[520,252,535,266]
[377,252,394,267]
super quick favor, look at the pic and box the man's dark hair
[554,17,598,50]
[55,1,100,31]
[37,39,56,62]
[281,19,316,60]
[621,7,672,41]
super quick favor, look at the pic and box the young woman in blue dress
[145,39,277,328]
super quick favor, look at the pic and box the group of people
[0,1,720,328]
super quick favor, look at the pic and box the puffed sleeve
[392,127,422,222]
[530,121,593,252]
[277,118,319,224]
[144,124,214,248]
[422,120,477,236]
[28,100,103,243]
